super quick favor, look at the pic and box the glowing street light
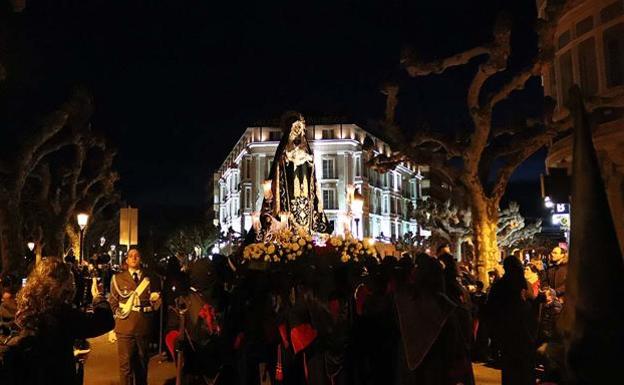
[27,241,35,252]
[77,213,89,263]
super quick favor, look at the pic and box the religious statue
[260,111,332,235]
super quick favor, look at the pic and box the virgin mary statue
[261,112,332,234]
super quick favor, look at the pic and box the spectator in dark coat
[487,256,537,385]
[545,246,568,297]
[11,258,114,385]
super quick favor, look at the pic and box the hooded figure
[487,255,536,385]
[165,259,231,383]
[559,86,624,384]
[261,112,332,234]
[394,253,474,385]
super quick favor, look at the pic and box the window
[600,1,624,24]
[558,50,573,106]
[354,155,361,177]
[244,158,252,179]
[603,23,624,88]
[322,158,335,179]
[575,16,593,37]
[549,65,557,98]
[244,187,252,209]
[322,189,337,210]
[322,129,335,139]
[557,30,570,50]
[389,172,395,189]
[269,131,282,141]
[266,159,273,178]
[578,38,598,97]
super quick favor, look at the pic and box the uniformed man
[109,248,161,385]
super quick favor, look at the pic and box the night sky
[2,0,547,219]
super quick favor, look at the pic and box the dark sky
[3,0,546,217]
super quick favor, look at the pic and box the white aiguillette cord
[117,277,150,316]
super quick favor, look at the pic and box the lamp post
[77,213,89,264]
[352,191,364,239]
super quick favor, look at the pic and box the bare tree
[0,88,118,273]
[414,199,541,262]
[372,0,576,284]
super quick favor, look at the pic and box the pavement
[84,334,176,385]
[84,334,501,384]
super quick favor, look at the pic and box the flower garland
[243,227,377,264]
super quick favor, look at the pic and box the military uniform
[109,269,160,385]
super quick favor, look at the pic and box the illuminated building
[538,0,624,252]
[213,123,430,239]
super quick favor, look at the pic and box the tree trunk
[0,201,24,275]
[42,221,66,259]
[65,223,80,259]
[472,198,500,288]
[454,236,463,261]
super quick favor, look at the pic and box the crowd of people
[0,242,569,385]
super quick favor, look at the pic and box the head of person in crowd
[549,246,568,265]
[15,258,75,332]
[188,259,217,298]
[413,253,445,295]
[436,242,451,257]
[488,269,500,285]
[475,280,484,294]
[524,264,539,284]
[126,248,142,270]
[502,255,527,291]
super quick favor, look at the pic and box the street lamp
[77,213,89,263]
[27,241,35,252]
[352,191,364,239]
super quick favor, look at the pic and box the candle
[262,180,273,200]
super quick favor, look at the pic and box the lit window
[322,158,335,179]
[322,189,337,210]
[266,159,273,179]
[244,187,251,210]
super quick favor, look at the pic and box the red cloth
[233,332,244,350]
[198,303,220,335]
[328,299,340,322]
[355,284,372,316]
[290,323,317,354]
[165,330,180,358]
[278,323,290,349]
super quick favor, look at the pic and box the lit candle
[262,180,273,200]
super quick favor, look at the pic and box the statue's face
[289,119,306,144]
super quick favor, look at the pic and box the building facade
[538,0,624,252]
[213,124,430,240]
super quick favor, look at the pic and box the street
[84,335,501,385]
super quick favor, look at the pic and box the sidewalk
[84,334,176,385]
[84,334,501,384]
